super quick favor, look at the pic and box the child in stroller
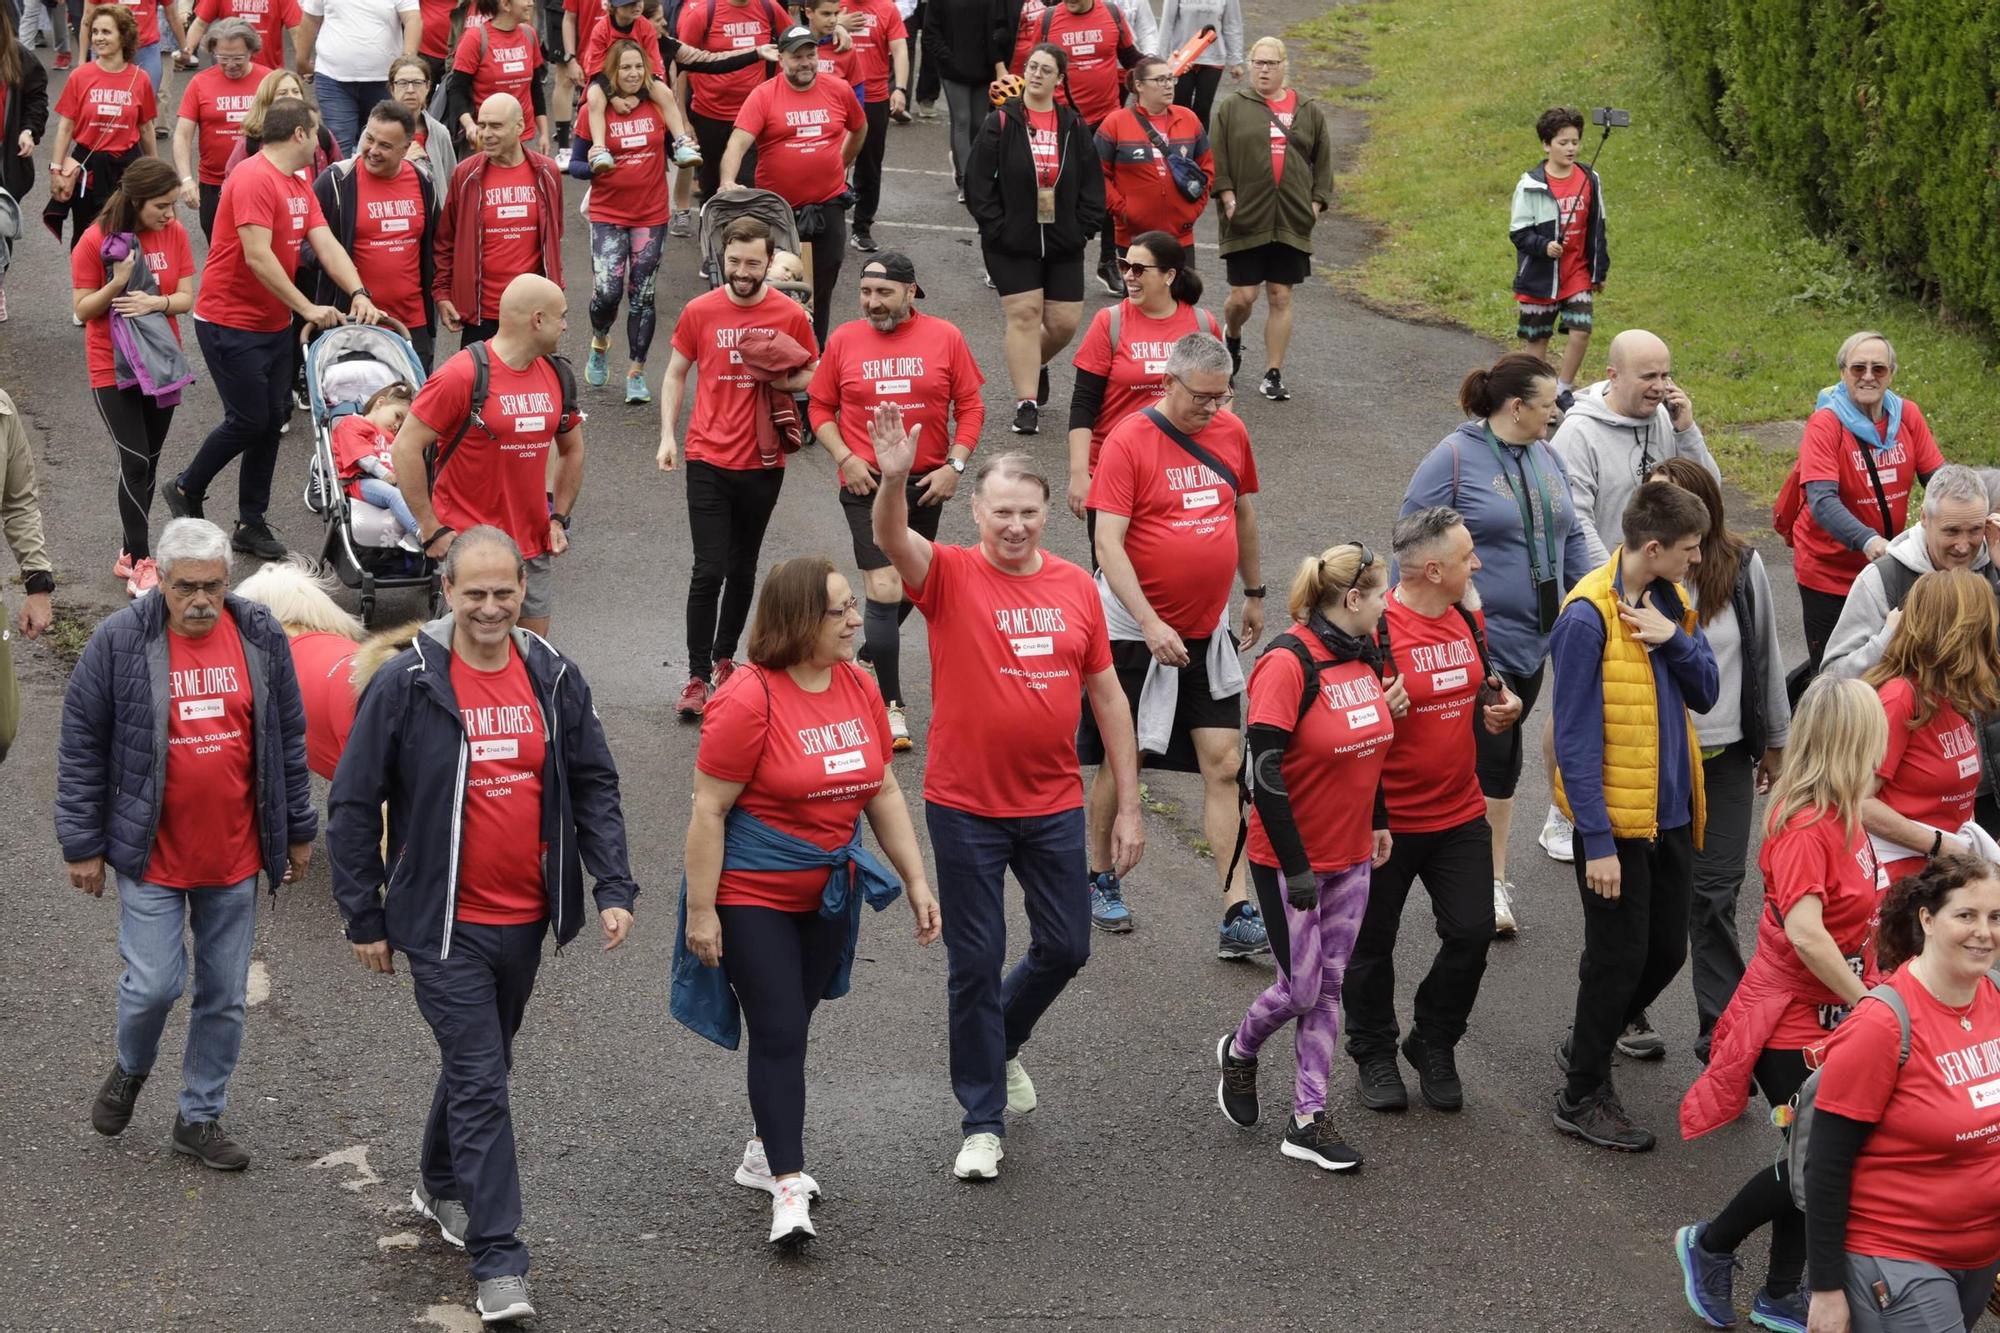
[331,384,423,553]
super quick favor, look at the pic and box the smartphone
[1592,107,1632,128]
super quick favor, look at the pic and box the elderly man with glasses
[170,17,275,239]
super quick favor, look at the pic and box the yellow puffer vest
[1551,552,1706,848]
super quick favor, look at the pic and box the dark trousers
[801,203,846,346]
[1172,64,1223,127]
[408,919,546,1282]
[410,325,437,372]
[717,903,847,1177]
[1704,1048,1811,1294]
[691,109,750,201]
[940,78,981,191]
[1798,584,1847,679]
[1690,743,1755,1060]
[1343,815,1495,1062]
[93,386,175,559]
[198,181,222,241]
[1563,824,1695,1104]
[181,321,294,527]
[459,318,500,349]
[851,99,891,230]
[913,16,941,103]
[927,801,1090,1136]
[684,458,784,679]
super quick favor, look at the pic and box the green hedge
[1651,0,2000,326]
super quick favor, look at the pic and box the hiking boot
[410,1183,468,1248]
[1011,401,1038,435]
[676,675,711,720]
[1354,1053,1407,1113]
[1749,1285,1805,1333]
[1553,1086,1655,1152]
[171,1114,250,1170]
[1259,369,1290,401]
[475,1275,535,1324]
[231,522,286,560]
[886,701,913,752]
[1280,1112,1361,1171]
[953,1132,1002,1180]
[734,1137,821,1198]
[91,1063,147,1136]
[1218,905,1270,959]
[1401,1031,1463,1112]
[1617,1011,1667,1060]
[163,478,202,520]
[1216,1032,1258,1127]
[1673,1221,1742,1328]
[1088,871,1133,932]
[1004,1057,1037,1116]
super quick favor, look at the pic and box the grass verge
[1292,0,2000,509]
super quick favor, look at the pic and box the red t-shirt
[146,615,263,889]
[696,662,891,912]
[332,413,397,498]
[419,0,455,57]
[456,20,544,112]
[475,157,546,319]
[670,283,818,470]
[838,0,905,102]
[56,61,156,155]
[1545,167,1592,299]
[733,74,864,206]
[806,312,984,474]
[350,161,429,328]
[1379,596,1487,833]
[177,63,271,185]
[450,650,549,925]
[1087,409,1259,637]
[1033,0,1126,125]
[290,629,358,780]
[677,0,781,120]
[908,543,1112,817]
[581,14,665,78]
[412,348,575,557]
[1756,809,1884,1048]
[1071,300,1212,469]
[196,153,329,332]
[1875,677,1980,849]
[1814,965,2000,1270]
[1265,88,1294,186]
[194,0,302,59]
[585,99,670,227]
[1790,403,1944,595]
[1027,105,1059,187]
[1246,641,1395,871]
[71,221,195,390]
[563,0,604,63]
[115,0,164,45]
[814,38,861,92]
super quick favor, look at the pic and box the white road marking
[377,1232,420,1251]
[245,960,270,1007]
[309,1144,382,1192]
[415,1304,483,1332]
[873,218,1219,250]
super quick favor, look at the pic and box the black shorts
[1222,242,1312,289]
[1473,664,1545,800]
[1076,636,1241,774]
[983,244,1086,302]
[840,478,943,571]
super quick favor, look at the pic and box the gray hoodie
[1821,525,1996,681]
[1550,380,1717,565]
[1157,0,1239,68]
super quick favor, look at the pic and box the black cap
[859,250,924,298]
[776,24,816,51]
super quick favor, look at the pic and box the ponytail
[1287,542,1384,623]
[1459,351,1556,419]
[1127,229,1203,307]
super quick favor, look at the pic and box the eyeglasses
[1139,75,1176,86]
[1117,259,1158,275]
[824,596,860,619]
[1250,58,1285,68]
[168,579,226,598]
[1844,361,1892,377]
[1170,374,1233,409]
[391,77,429,90]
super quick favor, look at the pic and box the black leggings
[717,903,847,1177]
[1172,64,1223,127]
[93,386,176,560]
[684,459,784,679]
[1703,1047,1812,1295]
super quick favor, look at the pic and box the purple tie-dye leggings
[1232,862,1372,1117]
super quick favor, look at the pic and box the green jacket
[1209,87,1334,257]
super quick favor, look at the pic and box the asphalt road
[0,4,1817,1328]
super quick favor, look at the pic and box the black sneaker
[1552,1086,1655,1152]
[91,1063,147,1136]
[1215,1032,1258,1127]
[1280,1112,1362,1171]
[162,478,202,520]
[1401,1031,1463,1112]
[1096,260,1124,297]
[171,1114,251,1170]
[1011,401,1038,435]
[1225,335,1242,385]
[1354,1053,1408,1112]
[1036,364,1050,406]
[889,102,912,124]
[231,522,287,560]
[850,228,879,253]
[1616,1011,1667,1060]
[1259,369,1290,401]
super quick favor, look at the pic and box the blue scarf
[1815,381,1902,454]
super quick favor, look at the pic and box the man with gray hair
[170,18,270,240]
[55,517,315,1172]
[1344,506,1520,1114]
[1082,330,1270,958]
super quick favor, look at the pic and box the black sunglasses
[1325,541,1376,593]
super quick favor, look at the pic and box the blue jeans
[926,802,1090,1136]
[314,76,389,156]
[135,42,162,97]
[356,476,419,537]
[114,873,259,1123]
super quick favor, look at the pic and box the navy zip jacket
[56,594,315,886]
[326,617,638,960]
[1507,162,1609,301]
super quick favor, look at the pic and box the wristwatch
[1242,585,1267,599]
[948,456,966,474]
[349,286,373,303]
[551,511,573,531]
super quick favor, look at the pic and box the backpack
[1772,458,1804,548]
[426,22,490,124]
[424,340,583,488]
[1105,301,1218,358]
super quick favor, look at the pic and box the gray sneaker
[668,208,694,238]
[1218,905,1271,959]
[411,1183,468,1248]
[476,1275,535,1324]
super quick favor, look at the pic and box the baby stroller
[301,321,433,626]
[698,187,816,311]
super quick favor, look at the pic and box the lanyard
[1481,425,1560,582]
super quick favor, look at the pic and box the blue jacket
[671,808,903,1050]
[55,594,316,886]
[325,617,638,961]
[1400,420,1596,676]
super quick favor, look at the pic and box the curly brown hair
[1875,851,2000,974]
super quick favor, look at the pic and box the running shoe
[585,341,610,386]
[1749,1286,1805,1333]
[1617,1012,1667,1060]
[1096,259,1123,297]
[915,100,937,119]
[1218,905,1271,959]
[669,209,694,238]
[1673,1222,1741,1329]
[769,1177,816,1245]
[1005,1058,1037,1116]
[112,550,135,581]
[1492,879,1518,938]
[162,478,202,520]
[625,370,651,404]
[1259,369,1290,401]
[55,50,72,69]
[1280,1112,1361,1171]
[713,657,738,691]
[1036,364,1050,405]
[1538,804,1575,862]
[127,558,159,598]
[1011,401,1038,435]
[230,522,286,560]
[475,1275,536,1323]
[410,1183,469,1249]
[850,227,879,252]
[1088,871,1133,932]
[1401,1030,1463,1112]
[588,146,615,175]
[676,675,711,720]
[1216,1032,1259,1127]
[670,135,702,167]
[886,701,913,751]
[889,101,911,124]
[1354,1053,1408,1112]
[952,1132,1002,1180]
[734,1138,821,1198]
[1553,1085,1655,1152]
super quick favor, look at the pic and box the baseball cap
[859,251,924,298]
[776,24,817,52]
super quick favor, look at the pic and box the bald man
[433,94,567,347]
[393,274,585,638]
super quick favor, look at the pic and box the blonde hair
[1288,542,1385,623]
[1763,676,1887,845]
[233,556,364,640]
[1863,567,2000,726]
[242,68,310,140]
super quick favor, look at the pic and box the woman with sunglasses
[1214,540,1399,1172]
[1785,331,1944,678]
[1065,230,1219,520]
[169,18,272,239]
[1093,57,1211,267]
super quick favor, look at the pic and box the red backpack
[1772,458,1804,547]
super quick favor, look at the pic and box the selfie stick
[1555,108,1628,245]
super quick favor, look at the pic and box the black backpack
[425,340,583,487]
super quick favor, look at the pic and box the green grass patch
[1293,0,2000,503]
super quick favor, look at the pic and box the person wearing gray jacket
[1158,0,1239,125]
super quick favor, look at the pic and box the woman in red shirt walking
[45,5,157,246]
[1093,56,1210,259]
[578,39,671,404]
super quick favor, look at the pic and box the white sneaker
[1537,805,1575,863]
[887,701,913,752]
[1005,1058,1037,1116]
[768,1177,816,1244]
[953,1132,1003,1180]
[733,1137,821,1198]
[1492,880,1518,938]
